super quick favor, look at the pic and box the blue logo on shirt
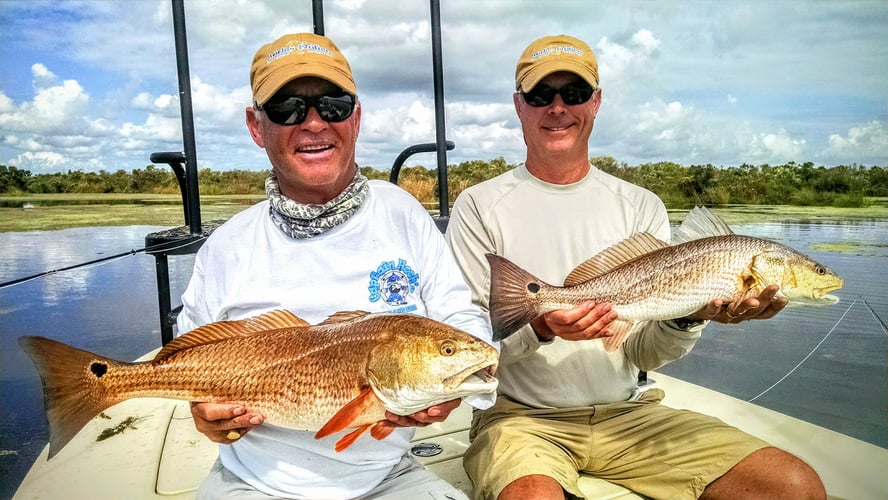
[369,259,419,313]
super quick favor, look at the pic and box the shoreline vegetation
[1,193,885,233]
[1,158,886,232]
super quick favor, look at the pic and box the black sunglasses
[521,81,596,107]
[257,91,356,125]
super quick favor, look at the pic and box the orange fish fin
[315,387,379,439]
[334,423,373,452]
[155,310,308,361]
[601,319,636,352]
[731,274,762,308]
[370,421,397,441]
[17,336,125,459]
[321,310,373,325]
[239,310,310,330]
[565,233,669,286]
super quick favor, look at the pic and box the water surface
[0,220,886,499]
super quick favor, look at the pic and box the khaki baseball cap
[250,33,357,106]
[515,34,599,92]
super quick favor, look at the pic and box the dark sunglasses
[257,91,356,125]
[521,81,596,107]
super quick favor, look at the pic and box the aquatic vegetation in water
[811,241,888,256]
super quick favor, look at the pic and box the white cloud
[631,29,661,56]
[0,91,13,114]
[8,150,67,171]
[757,130,806,161]
[31,63,57,88]
[1,0,886,173]
[0,75,90,135]
[826,121,888,165]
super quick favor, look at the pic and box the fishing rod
[0,234,207,290]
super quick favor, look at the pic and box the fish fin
[332,416,398,452]
[671,206,734,244]
[315,387,379,440]
[370,421,396,441]
[240,309,311,330]
[601,320,636,352]
[486,254,549,342]
[734,274,762,306]
[155,310,309,361]
[18,336,125,459]
[321,311,373,325]
[334,423,373,452]
[564,233,669,286]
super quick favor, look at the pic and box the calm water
[1,220,886,498]
[658,221,888,448]
[0,226,196,499]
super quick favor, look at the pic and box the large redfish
[19,310,498,459]
[488,206,843,347]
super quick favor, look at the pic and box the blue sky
[1,0,886,174]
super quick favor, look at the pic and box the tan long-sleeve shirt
[446,163,705,408]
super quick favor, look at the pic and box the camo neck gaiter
[265,167,368,239]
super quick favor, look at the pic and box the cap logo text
[267,42,334,63]
[531,45,584,60]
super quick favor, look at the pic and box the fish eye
[440,341,456,356]
[816,266,825,275]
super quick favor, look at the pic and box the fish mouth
[790,290,841,306]
[817,293,841,305]
[443,361,498,392]
[813,283,843,303]
[817,284,843,295]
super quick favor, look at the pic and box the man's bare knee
[498,474,566,500]
[702,447,825,500]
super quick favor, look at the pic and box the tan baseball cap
[515,34,599,92]
[250,33,357,106]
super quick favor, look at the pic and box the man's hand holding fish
[189,402,264,443]
[528,300,617,342]
[689,284,788,324]
[526,281,787,344]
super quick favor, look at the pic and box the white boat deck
[13,371,888,499]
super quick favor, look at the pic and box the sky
[1,0,887,175]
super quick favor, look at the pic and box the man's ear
[245,106,265,148]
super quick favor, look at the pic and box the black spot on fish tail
[17,336,126,459]
[90,362,108,378]
[486,254,550,342]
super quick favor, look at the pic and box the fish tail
[486,254,548,342]
[18,336,126,459]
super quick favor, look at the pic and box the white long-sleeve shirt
[446,163,704,408]
[177,180,494,499]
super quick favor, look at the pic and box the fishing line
[859,296,887,333]
[0,234,208,290]
[747,295,867,403]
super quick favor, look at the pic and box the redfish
[488,206,843,348]
[19,310,498,458]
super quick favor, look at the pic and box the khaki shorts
[463,389,769,500]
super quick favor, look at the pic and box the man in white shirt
[177,33,495,500]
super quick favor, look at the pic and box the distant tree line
[1,157,885,208]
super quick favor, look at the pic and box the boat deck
[14,370,888,499]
